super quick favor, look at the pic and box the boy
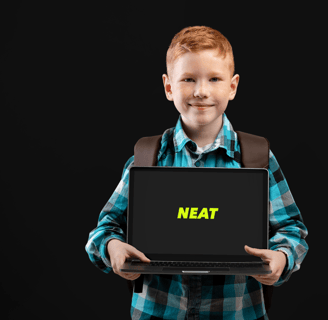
[85,26,309,320]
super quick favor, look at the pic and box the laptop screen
[128,167,269,262]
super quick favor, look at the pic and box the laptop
[121,166,272,275]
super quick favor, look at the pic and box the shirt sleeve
[267,150,309,287]
[85,155,134,274]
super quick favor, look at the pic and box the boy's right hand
[107,239,150,280]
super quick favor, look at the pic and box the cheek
[176,84,192,98]
[173,93,188,108]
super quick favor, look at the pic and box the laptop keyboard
[131,261,262,268]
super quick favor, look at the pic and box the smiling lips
[189,104,213,110]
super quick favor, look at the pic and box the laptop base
[121,261,272,275]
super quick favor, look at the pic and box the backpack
[127,131,273,313]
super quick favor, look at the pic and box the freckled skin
[162,49,240,147]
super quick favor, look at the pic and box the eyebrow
[180,72,223,78]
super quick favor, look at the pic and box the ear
[229,74,240,100]
[162,74,173,101]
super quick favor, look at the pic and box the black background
[1,1,324,319]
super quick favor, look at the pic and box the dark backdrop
[1,2,324,319]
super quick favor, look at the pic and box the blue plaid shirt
[85,113,309,320]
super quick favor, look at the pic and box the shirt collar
[159,113,238,160]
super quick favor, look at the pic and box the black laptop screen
[128,167,268,261]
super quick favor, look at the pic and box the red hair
[166,26,235,79]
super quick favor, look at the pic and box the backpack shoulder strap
[235,131,270,169]
[236,131,273,312]
[130,134,162,294]
[133,132,270,168]
[134,134,162,166]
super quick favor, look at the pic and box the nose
[193,80,210,99]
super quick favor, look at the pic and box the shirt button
[195,161,200,167]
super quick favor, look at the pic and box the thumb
[129,246,151,262]
[244,245,265,258]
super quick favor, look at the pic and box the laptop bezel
[127,166,269,263]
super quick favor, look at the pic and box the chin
[181,113,221,127]
[194,115,220,125]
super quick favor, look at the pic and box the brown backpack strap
[134,132,270,168]
[134,135,162,166]
[235,131,270,169]
[236,131,272,312]
[129,134,162,295]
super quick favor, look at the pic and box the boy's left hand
[244,245,287,286]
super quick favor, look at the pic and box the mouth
[189,104,213,110]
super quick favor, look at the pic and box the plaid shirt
[85,113,309,320]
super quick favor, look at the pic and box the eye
[211,77,220,82]
[183,78,194,82]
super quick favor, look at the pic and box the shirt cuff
[273,247,294,286]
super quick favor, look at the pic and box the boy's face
[162,49,239,131]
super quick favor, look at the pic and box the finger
[244,246,265,259]
[250,275,269,282]
[129,274,141,280]
[250,275,263,281]
[128,248,151,263]
[251,275,277,286]
[123,272,140,278]
[253,278,271,285]
[121,273,140,280]
[125,245,149,261]
[261,279,276,285]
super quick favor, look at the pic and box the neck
[181,116,223,148]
